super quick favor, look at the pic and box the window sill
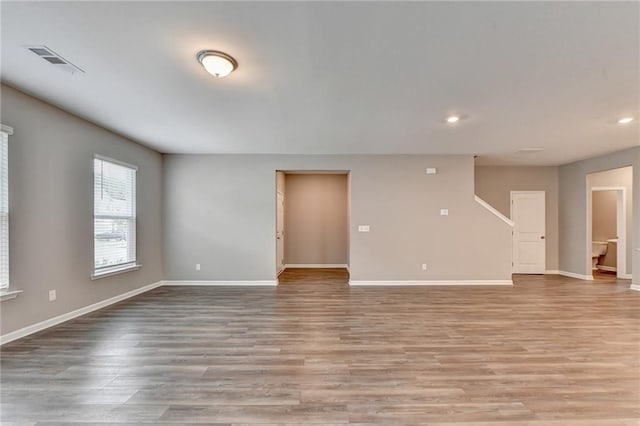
[91,264,142,280]
[0,289,23,302]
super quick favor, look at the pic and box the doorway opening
[591,188,625,278]
[275,171,350,284]
[586,166,632,280]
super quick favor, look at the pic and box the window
[0,129,9,289]
[93,157,137,276]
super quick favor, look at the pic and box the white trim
[0,124,13,135]
[545,270,561,275]
[618,273,633,280]
[0,289,23,301]
[94,154,139,171]
[91,263,141,280]
[0,280,163,345]
[630,284,640,291]
[591,186,627,191]
[558,271,594,280]
[349,280,513,286]
[163,280,277,286]
[275,187,285,278]
[284,264,349,269]
[474,196,514,227]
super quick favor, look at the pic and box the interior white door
[276,191,285,274]
[511,191,546,274]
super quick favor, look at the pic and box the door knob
[541,236,545,239]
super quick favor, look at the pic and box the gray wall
[284,174,348,265]
[163,154,513,281]
[592,190,618,242]
[587,166,633,275]
[0,85,163,335]
[559,147,639,283]
[475,166,559,271]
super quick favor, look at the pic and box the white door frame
[588,186,627,279]
[510,190,546,274]
[276,190,285,276]
[274,170,352,281]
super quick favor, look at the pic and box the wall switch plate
[49,290,57,302]
[440,209,449,216]
[426,168,437,175]
[422,264,427,270]
[195,263,201,271]
[358,225,370,232]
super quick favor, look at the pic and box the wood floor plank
[1,272,638,424]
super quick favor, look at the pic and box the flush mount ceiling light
[617,117,634,124]
[196,50,238,78]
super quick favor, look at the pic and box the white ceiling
[1,1,638,165]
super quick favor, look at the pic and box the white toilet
[591,241,608,270]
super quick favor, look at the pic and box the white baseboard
[557,271,594,280]
[545,270,561,275]
[349,280,513,286]
[619,273,633,280]
[0,280,164,346]
[630,284,640,291]
[163,280,277,286]
[284,264,349,269]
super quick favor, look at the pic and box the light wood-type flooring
[1,273,639,425]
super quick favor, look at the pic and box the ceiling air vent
[25,45,85,75]
[515,148,544,155]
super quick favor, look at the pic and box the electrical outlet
[195,263,201,271]
[48,290,56,302]
[358,225,370,233]
[422,264,427,271]
[440,209,449,216]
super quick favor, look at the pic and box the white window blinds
[0,131,8,289]
[93,157,137,274]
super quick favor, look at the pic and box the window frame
[92,155,140,279]
[0,125,12,290]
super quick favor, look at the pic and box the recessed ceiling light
[196,50,238,78]
[446,115,460,123]
[617,117,634,124]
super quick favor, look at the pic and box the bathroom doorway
[590,187,626,278]
[586,166,632,280]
